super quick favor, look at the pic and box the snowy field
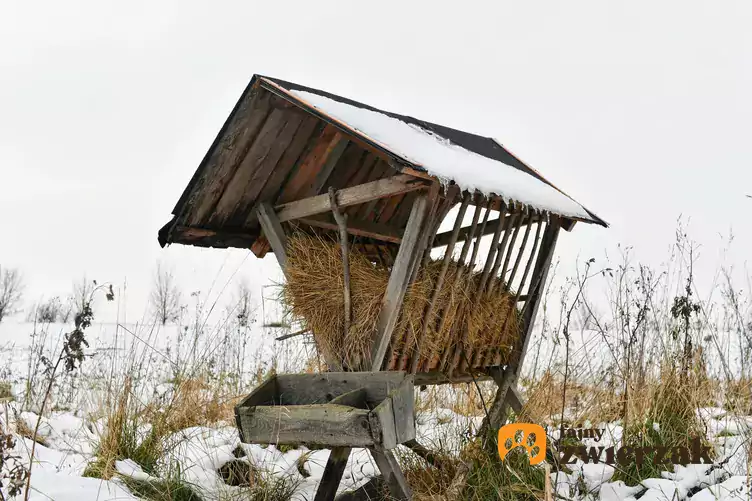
[1,319,751,501]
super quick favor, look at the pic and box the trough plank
[275,372,406,406]
[236,404,373,447]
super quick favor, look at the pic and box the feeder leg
[369,448,411,500]
[314,447,351,501]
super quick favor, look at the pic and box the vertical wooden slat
[409,192,470,374]
[504,208,535,291]
[476,204,508,296]
[427,196,484,371]
[485,208,520,296]
[480,215,561,433]
[468,198,493,268]
[485,215,545,367]
[496,207,528,293]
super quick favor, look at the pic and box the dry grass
[282,233,519,369]
[87,375,242,480]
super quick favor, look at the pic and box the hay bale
[282,233,519,371]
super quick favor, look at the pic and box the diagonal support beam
[478,216,561,441]
[257,203,288,270]
[369,194,430,371]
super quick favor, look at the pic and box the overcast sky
[2,0,750,323]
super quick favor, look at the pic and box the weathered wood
[314,447,351,501]
[428,197,486,371]
[476,205,507,295]
[482,217,561,434]
[468,199,493,267]
[271,372,407,406]
[393,185,442,371]
[329,388,368,409]
[222,110,307,226]
[484,208,518,296]
[275,328,311,341]
[409,191,470,374]
[514,218,544,304]
[371,397,397,449]
[189,88,272,226]
[496,208,526,291]
[296,216,402,244]
[370,194,430,371]
[208,108,290,226]
[507,384,525,413]
[369,449,411,501]
[244,116,322,228]
[504,209,534,290]
[517,216,561,368]
[277,125,341,204]
[256,203,288,270]
[236,404,373,447]
[276,175,426,222]
[329,187,351,337]
[312,138,350,195]
[390,377,416,444]
[433,211,543,249]
[412,370,493,386]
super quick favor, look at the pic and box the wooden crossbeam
[276,174,427,222]
[432,211,541,248]
[297,216,402,244]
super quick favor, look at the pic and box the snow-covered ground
[1,320,751,500]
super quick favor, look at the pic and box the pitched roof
[260,76,606,226]
[159,75,606,250]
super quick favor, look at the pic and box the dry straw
[282,233,519,370]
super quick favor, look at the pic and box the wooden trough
[158,74,607,500]
[235,372,415,450]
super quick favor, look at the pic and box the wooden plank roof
[159,75,606,251]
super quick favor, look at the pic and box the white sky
[2,0,751,322]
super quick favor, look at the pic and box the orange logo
[498,423,547,465]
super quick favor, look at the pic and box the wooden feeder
[235,372,415,450]
[158,75,607,500]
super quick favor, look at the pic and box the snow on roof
[289,89,593,221]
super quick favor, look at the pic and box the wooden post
[257,203,288,270]
[314,447,352,501]
[370,193,430,371]
[369,448,411,500]
[329,187,351,337]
